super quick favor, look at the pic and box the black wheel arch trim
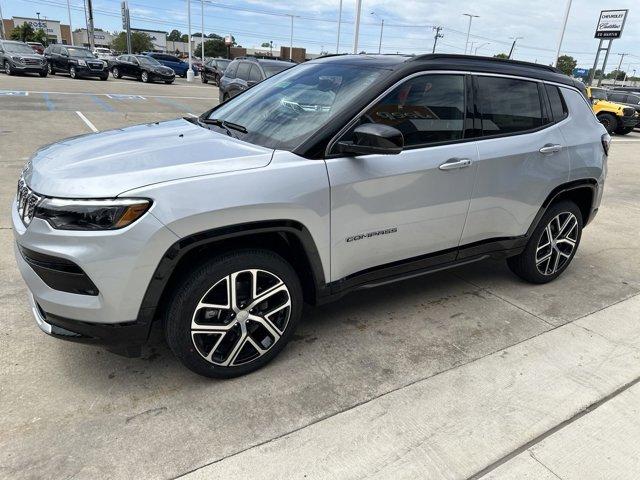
[136,219,328,328]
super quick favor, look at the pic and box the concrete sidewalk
[183,294,640,480]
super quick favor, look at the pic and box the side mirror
[337,124,404,156]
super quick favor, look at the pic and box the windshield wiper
[199,117,247,136]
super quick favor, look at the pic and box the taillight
[601,133,611,156]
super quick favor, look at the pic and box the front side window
[477,76,544,135]
[348,74,466,147]
[207,62,388,151]
[138,56,160,66]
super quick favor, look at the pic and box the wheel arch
[137,220,328,329]
[527,179,598,238]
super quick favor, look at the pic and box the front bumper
[12,197,179,349]
[621,115,639,128]
[12,62,47,73]
[75,65,108,77]
[151,71,175,82]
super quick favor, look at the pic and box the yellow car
[587,86,638,135]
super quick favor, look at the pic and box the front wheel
[47,63,54,75]
[112,67,121,79]
[141,70,149,83]
[507,200,583,283]
[164,80,173,84]
[165,249,303,378]
[201,73,208,83]
[597,113,618,134]
[100,74,108,81]
[69,66,77,79]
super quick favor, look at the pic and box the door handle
[539,144,563,154]
[439,158,472,171]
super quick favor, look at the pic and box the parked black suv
[111,54,175,83]
[218,57,294,102]
[0,40,47,77]
[608,90,640,120]
[200,58,230,85]
[45,45,108,80]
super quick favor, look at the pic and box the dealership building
[73,28,115,48]
[2,17,72,44]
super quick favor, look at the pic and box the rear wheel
[597,113,618,134]
[165,249,303,378]
[507,200,583,284]
[201,73,208,83]
[112,67,121,79]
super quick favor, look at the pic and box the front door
[327,73,478,282]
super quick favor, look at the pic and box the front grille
[623,107,635,117]
[16,177,41,226]
[23,58,42,66]
[87,62,104,71]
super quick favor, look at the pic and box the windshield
[207,62,388,151]
[67,48,95,58]
[217,59,231,69]
[590,88,608,101]
[262,63,293,78]
[138,56,160,66]
[5,43,36,54]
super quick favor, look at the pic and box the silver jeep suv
[13,54,608,378]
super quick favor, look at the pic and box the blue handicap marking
[106,94,146,101]
[0,90,28,96]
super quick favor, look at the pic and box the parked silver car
[13,54,608,378]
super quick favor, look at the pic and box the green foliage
[197,39,228,58]
[556,55,577,76]
[10,22,35,42]
[493,53,509,59]
[111,31,154,53]
[606,69,626,80]
[168,29,182,41]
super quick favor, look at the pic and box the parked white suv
[13,54,608,378]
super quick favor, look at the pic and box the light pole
[336,0,342,53]
[186,0,194,82]
[370,11,384,54]
[612,53,628,87]
[553,0,572,67]
[463,13,479,55]
[286,14,299,61]
[432,26,443,54]
[474,42,490,55]
[201,0,205,61]
[353,0,362,54]
[66,0,74,45]
[0,0,5,40]
[508,36,523,59]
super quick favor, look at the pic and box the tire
[100,74,108,81]
[47,63,54,75]
[112,67,121,79]
[507,200,583,284]
[165,249,303,379]
[69,66,77,79]
[223,93,230,102]
[141,70,149,83]
[180,72,186,78]
[597,113,618,134]
[201,73,208,83]
[5,61,14,75]
[164,80,173,84]
[39,70,47,77]
[615,126,634,135]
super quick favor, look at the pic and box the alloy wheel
[70,66,76,78]
[142,71,148,82]
[5,62,10,74]
[47,63,52,74]
[191,269,292,367]
[535,212,578,276]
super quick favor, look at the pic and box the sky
[2,0,639,72]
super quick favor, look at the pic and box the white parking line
[16,90,212,100]
[75,111,98,132]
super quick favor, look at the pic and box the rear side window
[359,74,466,147]
[236,62,251,81]
[545,85,568,122]
[225,61,238,78]
[477,76,544,135]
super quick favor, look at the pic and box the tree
[197,39,228,58]
[10,22,35,42]
[556,55,577,76]
[180,34,189,42]
[261,42,271,48]
[32,29,48,45]
[111,31,154,53]
[168,29,182,41]
[493,53,509,59]
[606,69,626,80]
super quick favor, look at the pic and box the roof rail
[410,53,559,73]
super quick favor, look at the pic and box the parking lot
[1,72,640,480]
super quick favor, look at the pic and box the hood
[24,119,274,198]
[10,53,44,61]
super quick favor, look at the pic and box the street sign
[572,68,589,78]
[224,35,233,46]
[595,9,628,38]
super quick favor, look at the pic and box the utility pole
[370,11,383,54]
[612,53,628,87]
[186,0,193,82]
[66,0,74,45]
[432,26,443,54]
[508,36,523,59]
[463,13,479,55]
[0,0,5,40]
[554,0,572,67]
[287,14,295,60]
[353,0,362,54]
[336,0,342,53]
[86,0,95,50]
[201,0,204,61]
[121,1,131,53]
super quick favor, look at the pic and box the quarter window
[356,74,466,147]
[248,65,262,82]
[225,61,238,78]
[477,76,544,134]
[545,85,568,122]
[236,62,251,81]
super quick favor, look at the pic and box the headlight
[12,56,23,63]
[34,198,151,230]
[77,59,87,66]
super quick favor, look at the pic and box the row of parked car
[586,86,640,135]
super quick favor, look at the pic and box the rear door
[233,62,251,96]
[460,75,571,247]
[327,73,478,281]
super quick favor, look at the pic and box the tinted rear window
[477,76,544,135]
[545,85,568,122]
